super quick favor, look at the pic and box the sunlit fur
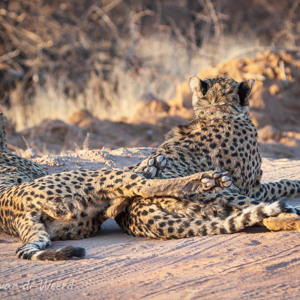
[0,151,231,261]
[116,75,300,239]
[189,75,254,117]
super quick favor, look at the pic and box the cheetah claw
[144,154,167,179]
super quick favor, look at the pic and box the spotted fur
[116,75,300,238]
[0,151,231,260]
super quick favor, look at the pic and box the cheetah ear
[189,76,208,95]
[238,79,255,106]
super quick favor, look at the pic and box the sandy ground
[0,148,300,300]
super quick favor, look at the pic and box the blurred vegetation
[0,0,299,130]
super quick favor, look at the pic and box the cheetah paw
[143,154,167,179]
[201,171,232,192]
[263,212,300,232]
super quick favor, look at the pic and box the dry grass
[0,0,299,131]
[7,35,212,130]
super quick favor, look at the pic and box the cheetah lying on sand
[0,150,235,261]
[1,75,299,260]
[116,75,300,238]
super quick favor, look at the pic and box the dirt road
[0,148,299,299]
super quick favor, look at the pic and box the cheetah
[115,75,300,238]
[0,150,234,261]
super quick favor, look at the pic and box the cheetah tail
[133,201,291,239]
[207,201,294,235]
[16,244,86,261]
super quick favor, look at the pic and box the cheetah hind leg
[140,170,233,198]
[202,171,232,192]
[263,205,300,232]
[135,152,232,190]
[107,171,232,218]
[15,215,85,261]
[137,154,232,193]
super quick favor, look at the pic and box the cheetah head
[189,75,254,117]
